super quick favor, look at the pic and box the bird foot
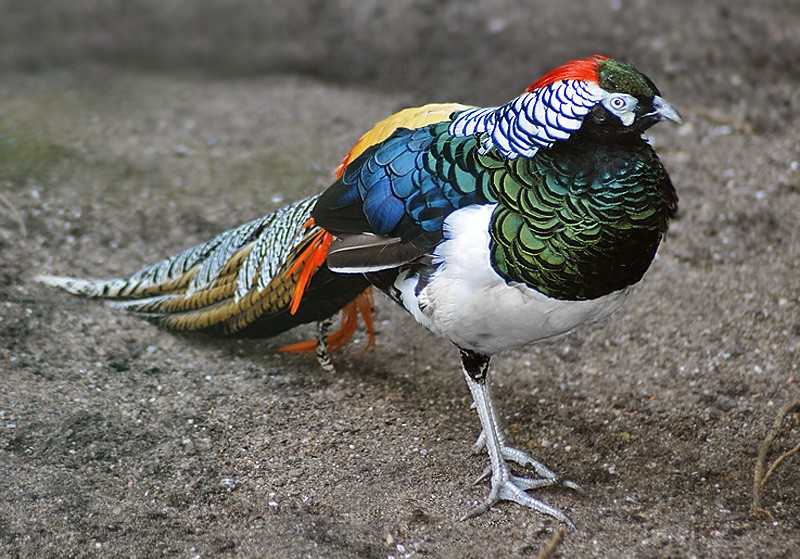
[471,431,583,493]
[462,463,576,528]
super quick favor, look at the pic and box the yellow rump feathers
[334,103,472,179]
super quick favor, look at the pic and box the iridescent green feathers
[484,139,675,300]
[597,58,661,98]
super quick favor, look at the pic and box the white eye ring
[610,96,627,110]
[603,93,638,126]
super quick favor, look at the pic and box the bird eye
[610,96,627,110]
[602,93,638,126]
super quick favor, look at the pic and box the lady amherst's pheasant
[38,55,680,526]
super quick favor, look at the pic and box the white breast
[395,204,632,355]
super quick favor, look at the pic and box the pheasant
[37,55,680,526]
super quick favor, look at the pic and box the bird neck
[447,81,604,159]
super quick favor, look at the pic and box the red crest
[525,55,608,93]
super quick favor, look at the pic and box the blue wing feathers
[312,122,496,247]
[362,178,404,234]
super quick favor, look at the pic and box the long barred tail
[36,195,374,348]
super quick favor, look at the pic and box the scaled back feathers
[335,103,471,179]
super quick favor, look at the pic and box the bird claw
[466,429,582,525]
[474,465,491,484]
[472,431,581,492]
[470,430,486,455]
[562,479,586,494]
[462,466,576,528]
[466,442,580,526]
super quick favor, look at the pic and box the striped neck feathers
[448,79,604,159]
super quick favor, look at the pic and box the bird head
[450,55,680,158]
[527,55,681,137]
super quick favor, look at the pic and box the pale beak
[652,96,682,124]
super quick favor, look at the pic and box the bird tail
[36,195,374,351]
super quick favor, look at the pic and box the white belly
[395,205,632,355]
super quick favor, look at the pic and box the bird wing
[312,105,499,273]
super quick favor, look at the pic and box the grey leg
[470,381,582,492]
[460,350,575,527]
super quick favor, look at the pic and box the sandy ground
[2,2,800,558]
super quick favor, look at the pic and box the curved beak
[652,96,682,124]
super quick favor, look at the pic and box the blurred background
[1,0,798,129]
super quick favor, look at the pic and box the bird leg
[470,388,583,493]
[315,317,336,373]
[460,349,575,527]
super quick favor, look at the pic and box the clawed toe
[466,436,579,526]
[472,435,581,492]
[462,472,576,528]
[474,463,579,493]
[562,479,585,493]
